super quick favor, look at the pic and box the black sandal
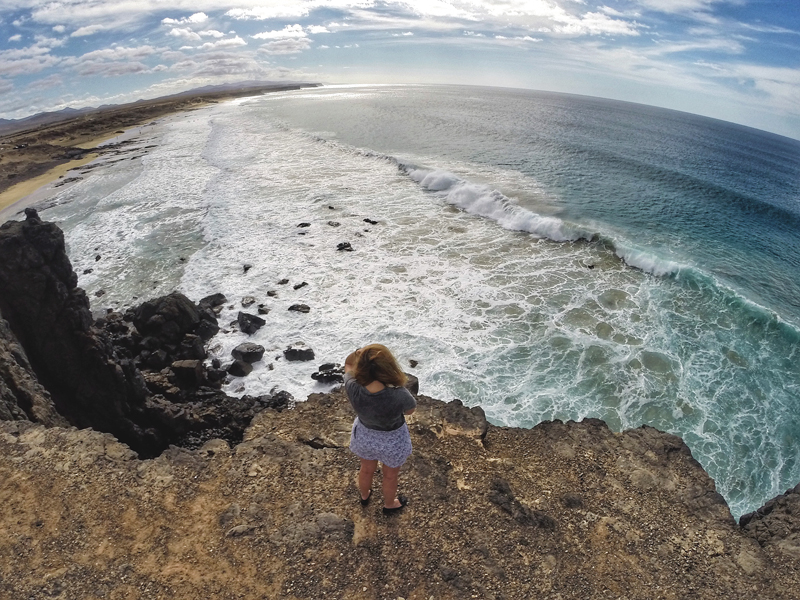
[382,495,408,515]
[360,490,372,506]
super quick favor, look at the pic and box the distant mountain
[0,106,97,135]
[0,80,317,136]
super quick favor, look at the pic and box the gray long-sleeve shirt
[344,373,416,431]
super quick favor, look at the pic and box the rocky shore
[1,211,799,599]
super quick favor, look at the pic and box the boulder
[404,373,419,395]
[284,342,315,362]
[288,304,310,313]
[199,293,227,310]
[237,312,265,335]
[232,343,265,364]
[441,398,488,440]
[227,359,253,377]
[171,360,203,388]
[311,363,344,384]
[132,292,201,345]
[336,242,353,252]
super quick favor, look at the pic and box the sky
[0,1,798,139]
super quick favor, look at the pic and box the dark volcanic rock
[199,293,227,310]
[284,342,315,362]
[311,363,344,384]
[171,360,203,388]
[237,312,265,335]
[336,242,353,252]
[0,309,66,427]
[288,304,310,313]
[0,214,274,458]
[232,343,265,364]
[741,483,800,556]
[132,292,202,345]
[227,359,253,378]
[404,373,419,395]
[441,398,487,440]
[0,210,154,452]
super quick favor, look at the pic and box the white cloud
[0,79,14,94]
[8,34,21,42]
[0,42,62,77]
[26,73,63,90]
[253,24,307,40]
[71,24,106,37]
[169,27,202,41]
[199,36,247,49]
[635,0,724,15]
[199,30,225,38]
[307,25,330,34]
[75,45,159,63]
[52,25,65,33]
[318,44,330,49]
[259,38,313,54]
[464,31,485,37]
[161,12,208,25]
[226,6,311,21]
[391,31,414,36]
[75,61,149,77]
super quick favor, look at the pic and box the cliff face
[1,391,799,600]
[0,309,65,426]
[0,208,152,448]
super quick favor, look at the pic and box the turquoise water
[34,85,800,518]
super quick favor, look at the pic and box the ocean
[28,84,800,518]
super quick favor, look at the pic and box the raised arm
[344,350,360,374]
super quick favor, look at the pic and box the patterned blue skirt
[349,417,413,468]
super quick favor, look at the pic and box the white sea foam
[407,168,586,243]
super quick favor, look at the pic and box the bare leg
[381,464,403,509]
[358,459,378,501]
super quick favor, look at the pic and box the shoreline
[0,83,317,218]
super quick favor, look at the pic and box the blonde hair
[353,343,408,388]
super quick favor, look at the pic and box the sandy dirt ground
[1,390,798,600]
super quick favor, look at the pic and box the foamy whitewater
[26,85,800,518]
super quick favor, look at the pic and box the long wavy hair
[352,343,407,388]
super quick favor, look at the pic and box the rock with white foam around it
[232,342,265,364]
[284,342,315,362]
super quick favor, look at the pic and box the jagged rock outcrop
[740,483,800,558]
[0,209,154,449]
[0,212,282,457]
[0,309,66,426]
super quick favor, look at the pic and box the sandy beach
[0,83,315,218]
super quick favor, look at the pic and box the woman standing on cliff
[344,344,416,514]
